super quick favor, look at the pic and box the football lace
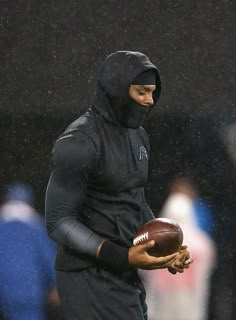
[133,232,149,245]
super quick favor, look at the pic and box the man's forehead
[133,84,156,90]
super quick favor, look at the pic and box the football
[133,218,183,257]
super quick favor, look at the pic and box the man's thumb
[142,240,155,250]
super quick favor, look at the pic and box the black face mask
[118,96,152,129]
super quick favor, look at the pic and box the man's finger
[141,240,155,251]
[168,267,177,275]
[178,251,188,264]
[184,256,193,265]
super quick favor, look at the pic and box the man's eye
[138,91,145,95]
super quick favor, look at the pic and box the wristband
[98,240,130,271]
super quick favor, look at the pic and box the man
[144,190,216,320]
[0,183,59,320]
[45,51,192,319]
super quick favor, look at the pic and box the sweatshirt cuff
[98,240,130,271]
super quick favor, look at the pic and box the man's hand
[128,240,183,270]
[167,245,193,274]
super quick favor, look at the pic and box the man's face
[128,85,156,106]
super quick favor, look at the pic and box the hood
[0,201,38,224]
[93,51,161,127]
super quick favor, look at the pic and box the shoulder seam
[57,129,99,154]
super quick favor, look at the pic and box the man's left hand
[167,245,193,274]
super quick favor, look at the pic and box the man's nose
[144,94,153,105]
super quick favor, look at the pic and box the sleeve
[45,132,130,270]
[45,132,103,258]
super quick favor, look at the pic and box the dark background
[1,0,236,319]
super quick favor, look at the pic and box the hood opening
[93,51,161,128]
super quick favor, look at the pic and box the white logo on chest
[139,146,148,160]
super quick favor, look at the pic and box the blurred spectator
[0,183,60,320]
[143,189,216,320]
[169,177,215,238]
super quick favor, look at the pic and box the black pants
[56,267,148,320]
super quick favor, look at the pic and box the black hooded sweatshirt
[45,51,161,271]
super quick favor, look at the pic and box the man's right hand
[128,240,182,270]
